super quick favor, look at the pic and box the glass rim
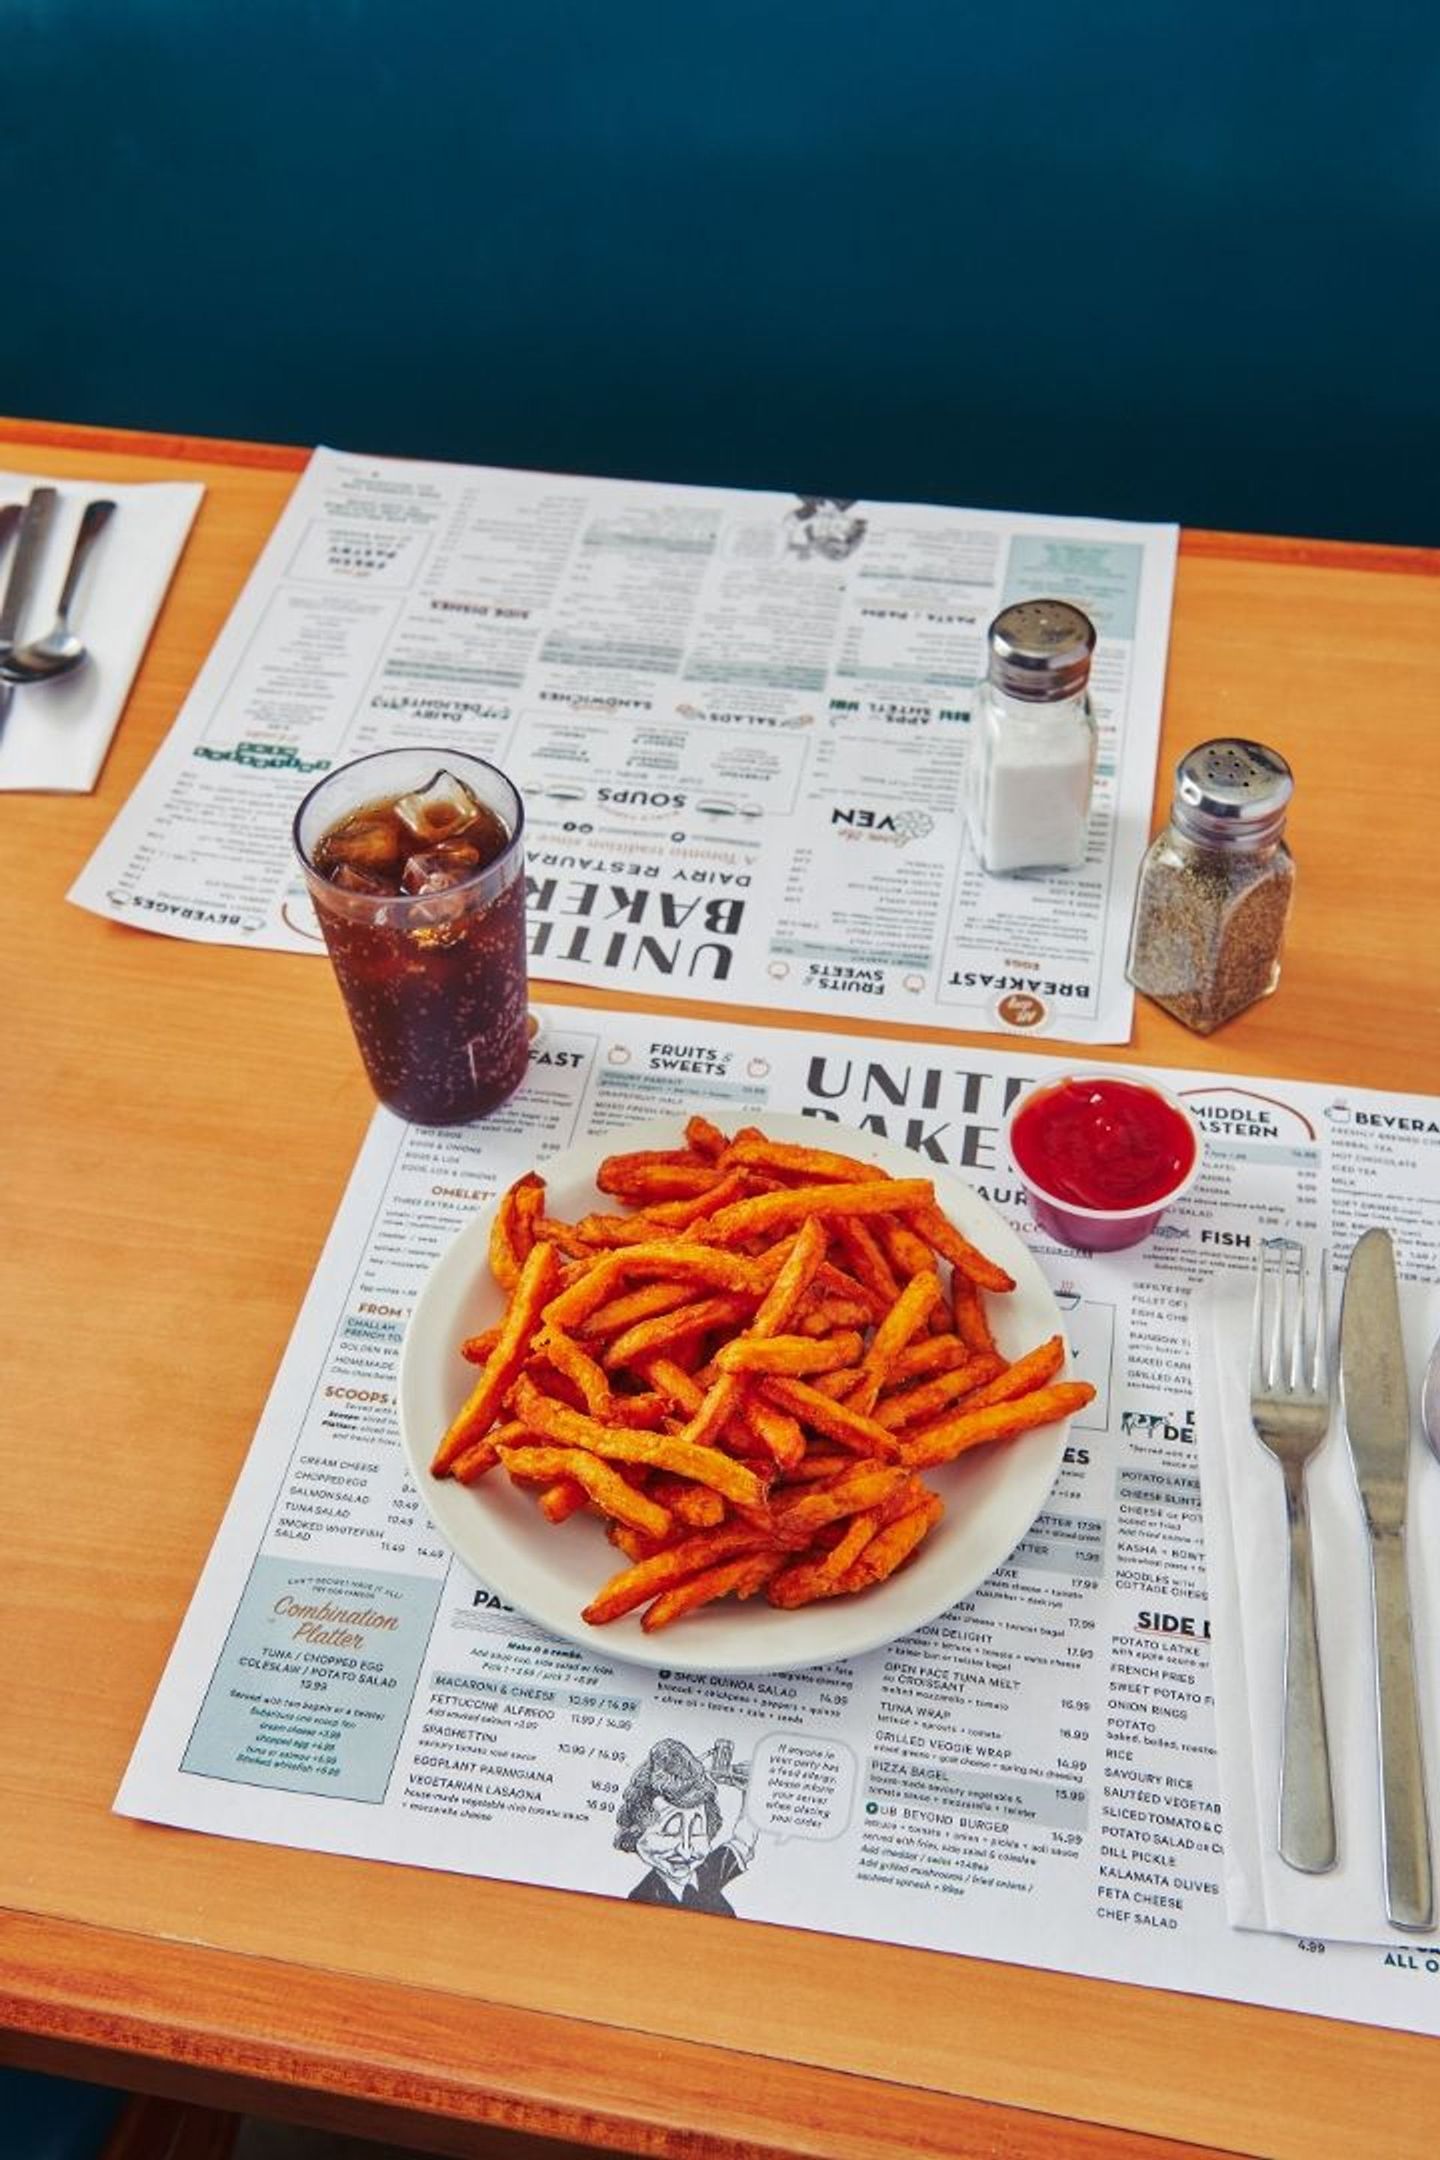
[292,746,525,902]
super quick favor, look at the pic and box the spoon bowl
[0,498,114,687]
[1422,1332,1440,1466]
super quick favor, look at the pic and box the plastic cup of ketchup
[1006,1071,1203,1252]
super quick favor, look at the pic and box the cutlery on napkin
[1194,1260,1440,1945]
[0,470,202,793]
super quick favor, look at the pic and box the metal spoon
[1422,1331,1440,1468]
[0,498,115,685]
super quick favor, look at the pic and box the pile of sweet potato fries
[429,1118,1094,1631]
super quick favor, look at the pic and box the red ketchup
[1008,1075,1200,1251]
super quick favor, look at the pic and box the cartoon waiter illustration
[613,1737,757,1916]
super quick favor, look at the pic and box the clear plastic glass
[294,748,529,1124]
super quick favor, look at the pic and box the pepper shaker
[1125,739,1295,1034]
[964,599,1098,874]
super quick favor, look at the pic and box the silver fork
[1250,1237,1338,1873]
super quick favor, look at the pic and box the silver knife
[0,486,58,657]
[1340,1226,1435,1931]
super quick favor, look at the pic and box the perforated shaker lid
[986,599,1096,701]
[1172,739,1293,845]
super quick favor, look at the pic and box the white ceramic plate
[398,1114,1073,1674]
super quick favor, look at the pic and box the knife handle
[1279,1464,1337,1871]
[1369,1526,1435,1931]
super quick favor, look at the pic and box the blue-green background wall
[4,0,1437,543]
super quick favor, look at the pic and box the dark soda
[300,763,529,1125]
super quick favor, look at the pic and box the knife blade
[0,485,58,656]
[1340,1226,1435,1931]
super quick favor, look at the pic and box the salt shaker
[965,599,1098,873]
[1125,739,1295,1034]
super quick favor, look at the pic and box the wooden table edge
[0,1911,1246,2160]
[3,411,1436,578]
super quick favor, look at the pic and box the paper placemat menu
[117,1009,1440,2035]
[70,447,1176,1043]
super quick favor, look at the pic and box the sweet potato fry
[843,1268,943,1415]
[498,1443,672,1538]
[951,1273,998,1356]
[640,1550,783,1632]
[873,1354,1004,1430]
[489,1172,546,1291]
[649,1475,727,1528]
[684,1113,730,1160]
[637,1169,754,1229]
[720,1136,888,1185]
[768,1510,881,1607]
[637,1354,706,1416]
[537,1325,616,1420]
[737,1389,807,1471]
[714,1329,863,1377]
[580,1279,697,1340]
[538,1477,590,1523]
[461,1324,501,1365]
[759,1375,900,1460]
[432,1239,561,1475]
[955,1334,1067,1409]
[603,1293,757,1372]
[542,1241,761,1329]
[874,1213,940,1283]
[582,1524,772,1624]
[886,1334,976,1383]
[833,1216,903,1309]
[677,1215,831,1450]
[907,1199,1016,1293]
[449,1438,499,1483]
[701,1178,933,1247]
[511,1374,770,1509]
[898,1380,1097,1468]
[796,1297,873,1336]
[837,1491,945,1591]
[770,1463,917,1539]
[596,1145,703,1190]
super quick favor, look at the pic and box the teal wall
[4,1,1437,543]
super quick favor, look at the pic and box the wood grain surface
[4,417,1439,2160]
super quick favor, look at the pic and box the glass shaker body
[965,598,1098,874]
[1125,739,1295,1035]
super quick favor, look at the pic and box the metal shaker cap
[986,599,1096,702]
[1171,739,1293,847]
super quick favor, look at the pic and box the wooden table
[4,417,1439,2160]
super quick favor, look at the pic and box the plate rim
[397,1112,1073,1674]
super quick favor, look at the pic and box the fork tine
[1288,1244,1307,1392]
[1310,1250,1330,1396]
[1251,1242,1270,1395]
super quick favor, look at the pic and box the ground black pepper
[1126,740,1295,1035]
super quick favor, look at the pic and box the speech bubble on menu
[747,1732,857,1842]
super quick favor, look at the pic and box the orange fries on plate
[423,1118,1094,1640]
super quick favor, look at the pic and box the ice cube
[328,862,392,895]
[400,842,482,896]
[321,813,405,875]
[394,770,483,845]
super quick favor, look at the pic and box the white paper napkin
[0,469,203,792]
[1195,1268,1440,1947]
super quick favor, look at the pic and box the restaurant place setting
[1197,1241,1440,1951]
[19,437,1436,2051]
